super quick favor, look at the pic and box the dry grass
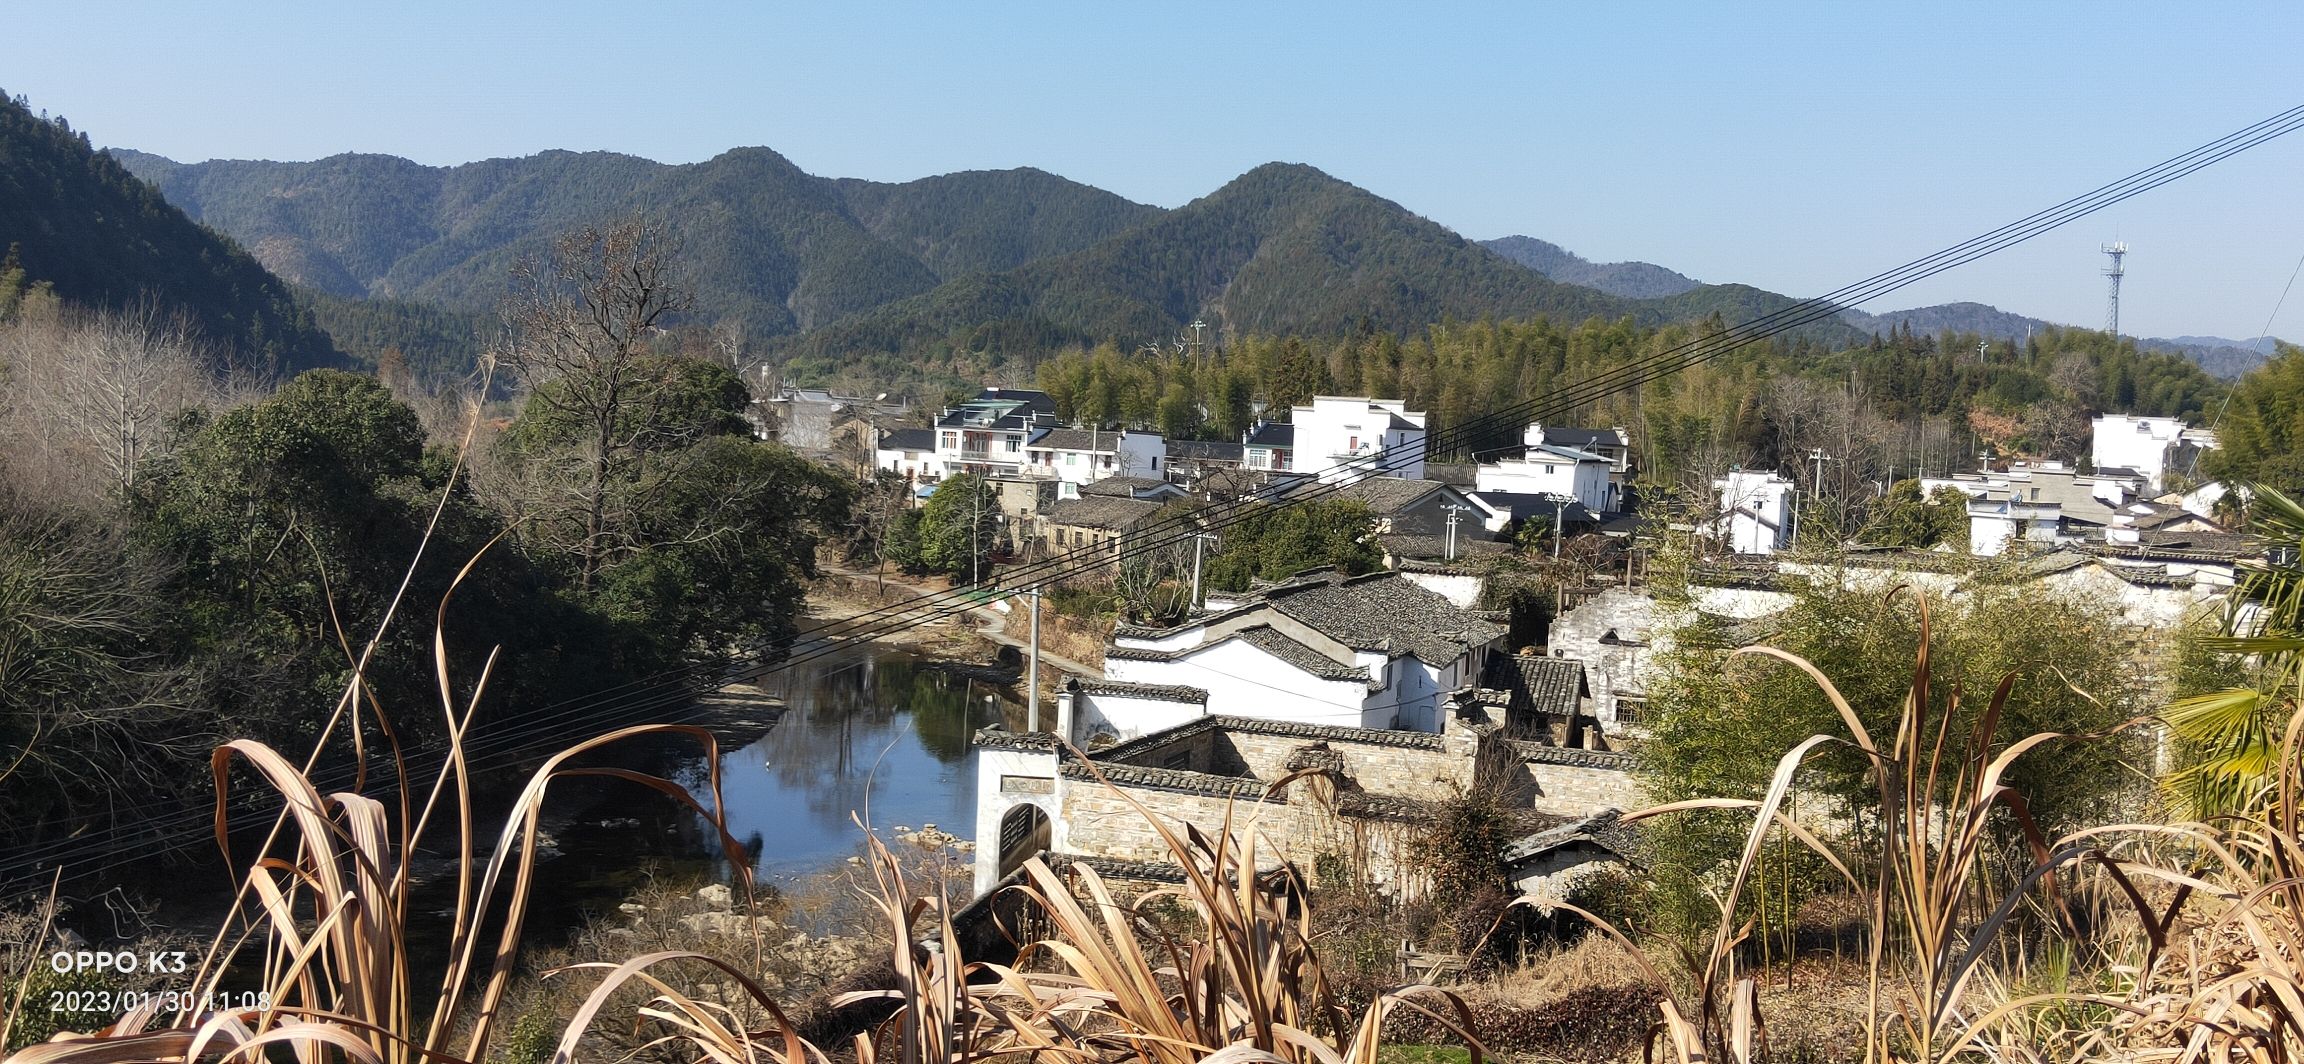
[1537,587,2304,1063]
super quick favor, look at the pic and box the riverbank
[805,564,1103,691]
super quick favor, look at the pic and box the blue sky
[5,2,2300,340]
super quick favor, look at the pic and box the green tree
[2162,483,2304,817]
[2203,343,2304,496]
[1201,499,1379,591]
[917,474,997,581]
[1637,578,2140,938]
[1861,480,1971,549]
[501,217,698,592]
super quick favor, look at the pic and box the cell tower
[2102,241,2127,338]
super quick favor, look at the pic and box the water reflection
[682,649,999,884]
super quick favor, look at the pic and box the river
[677,646,1002,885]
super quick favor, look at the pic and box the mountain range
[0,89,2271,384]
[1484,242,2282,380]
[107,146,1870,365]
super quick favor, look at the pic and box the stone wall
[1545,587,1663,730]
[1220,728,1471,801]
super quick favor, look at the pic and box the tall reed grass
[1559,589,2304,1063]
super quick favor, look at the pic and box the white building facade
[1285,397,1428,482]
[1714,469,1797,555]
[2092,414,2218,491]
[1022,428,1166,484]
[1476,438,1616,513]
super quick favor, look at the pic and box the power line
[7,101,2302,897]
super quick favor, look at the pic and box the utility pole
[971,476,988,585]
[1025,587,1042,733]
[1188,531,1219,610]
[1550,494,1569,559]
[1442,503,1472,560]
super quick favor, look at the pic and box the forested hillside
[1481,235,1702,298]
[112,147,1161,340]
[0,93,340,376]
[782,163,1870,373]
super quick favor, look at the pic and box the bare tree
[0,300,215,504]
[500,218,697,591]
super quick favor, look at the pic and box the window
[1162,750,1192,771]
[940,432,958,449]
[1545,464,1556,474]
[1005,435,1020,453]
[1065,453,1079,466]
[1348,435,1359,451]
[1615,697,1647,724]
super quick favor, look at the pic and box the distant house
[933,389,1061,478]
[1244,421,1296,473]
[765,387,910,451]
[1023,427,1166,483]
[1040,496,1168,567]
[1481,653,1598,748]
[1546,587,1662,734]
[1476,442,1616,513]
[1165,439,1248,487]
[1324,476,1483,537]
[1528,424,1632,477]
[1090,569,1507,738]
[2092,414,2217,493]
[874,427,939,481]
[1291,396,1430,482]
[1714,469,1796,555]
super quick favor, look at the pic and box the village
[750,384,2251,908]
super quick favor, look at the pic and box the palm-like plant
[2162,482,2304,818]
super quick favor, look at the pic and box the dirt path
[810,564,1103,680]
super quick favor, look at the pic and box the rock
[694,883,734,909]
[680,911,739,936]
[618,902,648,918]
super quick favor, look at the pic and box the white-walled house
[1077,570,1505,743]
[1244,421,1296,473]
[1714,469,1797,555]
[1270,397,1429,482]
[1967,497,2064,556]
[1476,443,1616,513]
[1022,428,1166,483]
[2092,414,2217,492]
[932,389,1060,478]
[873,427,940,482]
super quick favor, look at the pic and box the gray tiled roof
[1072,679,1208,704]
[1245,422,1295,447]
[1501,808,1640,866]
[973,728,1062,752]
[1026,428,1120,452]
[1539,426,1626,451]
[1058,760,1279,801]
[1483,654,1587,718]
[1041,496,1165,531]
[1088,715,1449,769]
[1267,571,1507,665]
[1331,476,1450,515]
[1237,626,1373,684]
[1506,739,1635,770]
[878,427,935,451]
[1080,475,1177,498]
